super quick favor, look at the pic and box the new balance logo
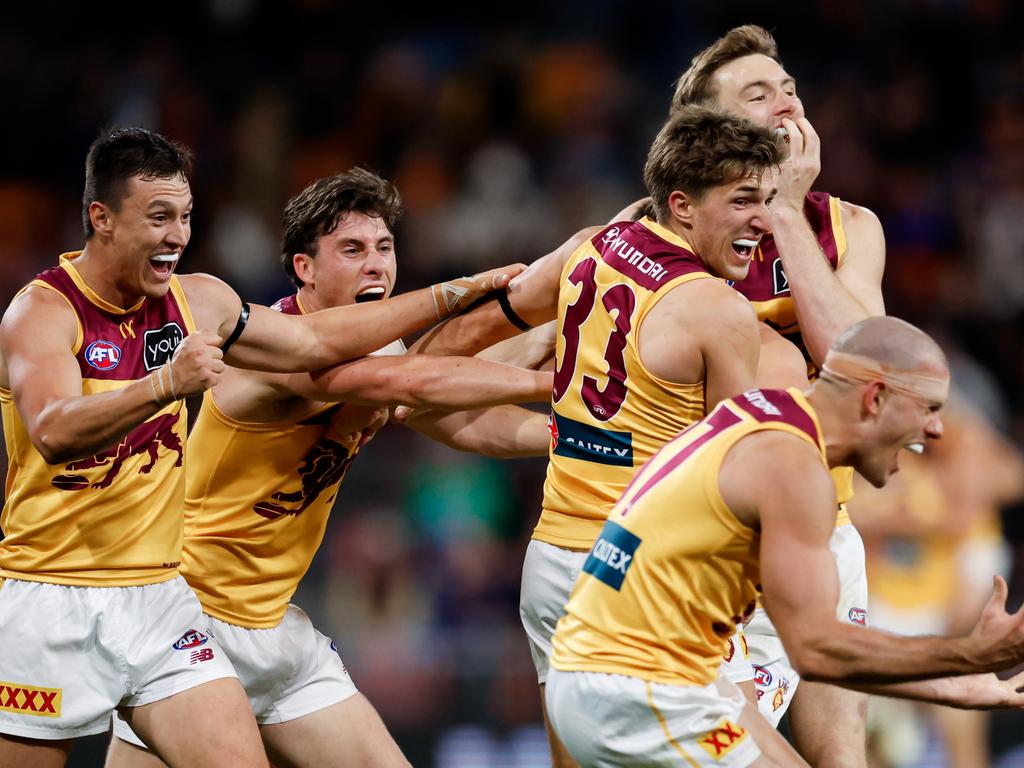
[190,648,215,665]
[0,682,61,717]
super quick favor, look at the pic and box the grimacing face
[674,170,776,283]
[856,373,947,488]
[710,54,805,131]
[100,174,192,300]
[295,211,397,311]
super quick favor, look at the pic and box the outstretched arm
[410,228,600,357]
[405,405,550,458]
[276,355,552,410]
[182,265,522,373]
[771,117,885,366]
[735,432,1024,691]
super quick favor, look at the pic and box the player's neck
[805,383,859,469]
[74,244,145,310]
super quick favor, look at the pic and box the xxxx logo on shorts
[698,719,747,761]
[0,681,61,718]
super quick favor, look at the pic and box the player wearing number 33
[407,104,800,764]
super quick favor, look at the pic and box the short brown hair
[282,168,403,288]
[672,25,780,112]
[643,105,785,222]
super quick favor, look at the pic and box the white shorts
[746,524,869,726]
[546,668,760,767]
[520,540,588,684]
[719,631,755,685]
[0,576,236,740]
[113,603,356,747]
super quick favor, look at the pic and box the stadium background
[3,0,1024,765]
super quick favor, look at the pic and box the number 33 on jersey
[537,217,715,550]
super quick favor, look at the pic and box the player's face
[684,171,775,282]
[711,54,805,131]
[308,211,396,309]
[858,372,948,488]
[107,174,192,299]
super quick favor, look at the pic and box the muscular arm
[405,405,550,457]
[771,118,885,366]
[730,432,1024,690]
[1,288,169,463]
[279,355,552,409]
[772,202,885,366]
[410,228,600,357]
[181,265,521,373]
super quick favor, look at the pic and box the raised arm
[771,117,886,366]
[405,405,550,458]
[410,228,600,357]
[182,265,522,373]
[0,287,222,463]
[731,432,1024,692]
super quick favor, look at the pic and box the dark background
[3,1,1023,765]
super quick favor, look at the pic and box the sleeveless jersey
[0,253,195,585]
[550,388,827,686]
[179,293,366,628]
[537,217,713,549]
[733,191,854,521]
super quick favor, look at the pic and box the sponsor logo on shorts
[144,322,184,371]
[172,629,209,650]
[84,340,121,371]
[848,607,867,626]
[753,664,772,687]
[189,649,215,665]
[0,681,61,718]
[582,521,640,590]
[551,412,633,467]
[698,719,747,760]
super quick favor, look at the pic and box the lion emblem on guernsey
[252,438,356,520]
[51,413,184,490]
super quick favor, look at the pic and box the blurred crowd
[4,1,1024,765]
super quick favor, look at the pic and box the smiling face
[670,170,776,282]
[97,173,192,299]
[293,211,397,311]
[710,54,805,131]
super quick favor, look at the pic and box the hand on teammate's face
[169,330,225,397]
[774,117,822,210]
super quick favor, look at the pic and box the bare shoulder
[721,428,834,522]
[838,201,883,238]
[667,278,756,326]
[177,272,243,336]
[1,284,78,343]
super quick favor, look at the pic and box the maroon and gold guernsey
[0,253,196,586]
[179,293,368,628]
[551,388,828,686]
[733,192,855,518]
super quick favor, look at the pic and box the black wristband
[221,301,250,355]
[495,289,532,331]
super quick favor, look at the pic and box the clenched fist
[151,330,225,404]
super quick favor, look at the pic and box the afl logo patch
[753,664,773,687]
[172,628,209,651]
[848,607,867,626]
[84,340,121,370]
[144,322,184,371]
